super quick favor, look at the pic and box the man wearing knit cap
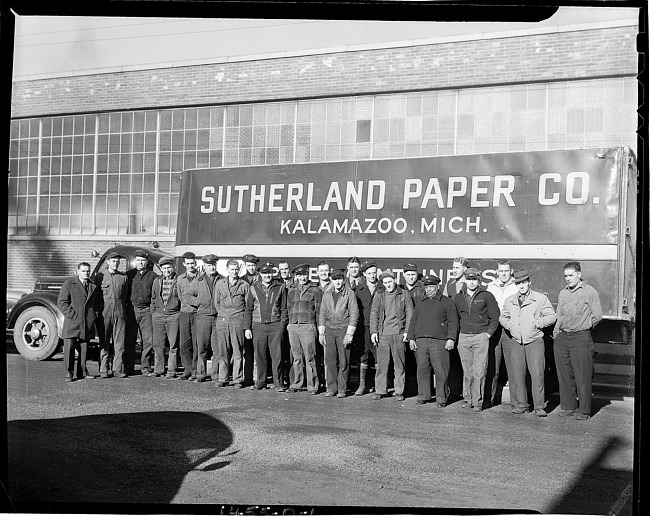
[454,268,500,411]
[369,270,414,401]
[151,256,181,378]
[193,254,222,382]
[352,260,383,395]
[286,263,323,394]
[407,275,458,407]
[244,261,288,391]
[318,268,359,397]
[126,250,156,376]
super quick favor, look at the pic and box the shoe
[337,392,346,398]
[574,413,590,420]
[141,370,151,376]
[534,409,547,417]
[214,381,227,387]
[65,375,73,382]
[251,385,264,390]
[461,402,472,409]
[189,375,197,381]
[287,388,298,393]
[473,406,483,412]
[415,399,428,405]
[558,409,576,417]
[325,391,335,397]
[166,374,180,380]
[116,372,128,378]
[234,383,244,389]
[276,387,286,392]
[149,372,163,377]
[194,376,206,383]
[84,375,97,379]
[309,390,318,395]
[100,373,109,379]
[395,395,405,401]
[179,374,191,381]
[433,402,446,408]
[512,407,529,414]
[372,393,384,400]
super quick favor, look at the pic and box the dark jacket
[406,291,459,341]
[57,276,101,340]
[127,268,156,308]
[353,278,384,328]
[454,286,500,336]
[150,273,181,315]
[400,282,426,307]
[369,286,414,336]
[244,279,288,330]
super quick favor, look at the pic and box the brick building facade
[8,21,639,292]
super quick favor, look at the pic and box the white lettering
[250,184,265,213]
[323,182,344,211]
[446,177,467,208]
[493,175,516,207]
[280,219,291,233]
[539,173,561,205]
[471,176,491,207]
[364,218,377,234]
[403,179,422,209]
[421,178,445,209]
[449,216,464,233]
[566,172,589,205]
[367,180,385,210]
[393,218,407,233]
[306,183,322,211]
[201,186,215,213]
[234,185,249,213]
[377,218,391,234]
[345,181,363,211]
[286,183,304,212]
[268,184,284,212]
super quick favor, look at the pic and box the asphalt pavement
[5,346,636,514]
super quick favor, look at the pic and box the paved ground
[5,347,636,514]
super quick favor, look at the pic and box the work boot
[355,366,367,396]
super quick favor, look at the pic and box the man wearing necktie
[57,262,101,381]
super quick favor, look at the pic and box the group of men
[57,252,602,420]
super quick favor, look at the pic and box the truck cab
[7,245,172,361]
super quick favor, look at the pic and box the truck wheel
[13,307,61,361]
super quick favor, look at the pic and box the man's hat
[202,254,218,264]
[361,261,377,273]
[106,252,123,260]
[464,267,480,280]
[330,268,345,280]
[403,262,418,273]
[242,254,259,264]
[513,267,531,283]
[422,275,441,286]
[258,261,275,274]
[379,270,395,281]
[134,249,149,259]
[292,263,310,275]
[159,256,174,267]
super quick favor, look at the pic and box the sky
[11,6,640,80]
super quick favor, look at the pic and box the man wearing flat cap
[286,263,323,394]
[407,275,458,407]
[95,251,129,378]
[454,268,500,411]
[318,268,359,397]
[126,250,156,376]
[369,270,414,401]
[499,268,556,417]
[352,261,383,395]
[193,254,222,382]
[244,262,288,391]
[151,256,181,378]
[400,262,425,396]
[241,254,260,285]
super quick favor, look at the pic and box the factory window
[7,76,638,238]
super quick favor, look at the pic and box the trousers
[553,330,594,415]
[288,323,318,392]
[64,338,89,378]
[415,337,450,404]
[252,321,284,389]
[152,311,179,375]
[375,334,406,396]
[325,327,351,394]
[215,317,245,384]
[457,332,490,407]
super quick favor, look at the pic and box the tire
[13,306,62,361]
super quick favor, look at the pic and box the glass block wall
[8,77,637,237]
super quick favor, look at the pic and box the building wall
[7,24,640,293]
[11,26,637,118]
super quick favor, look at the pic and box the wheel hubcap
[24,319,49,349]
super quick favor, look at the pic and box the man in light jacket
[318,268,359,398]
[499,268,557,417]
[150,256,181,378]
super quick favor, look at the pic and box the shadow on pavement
[5,411,234,511]
[547,436,634,515]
